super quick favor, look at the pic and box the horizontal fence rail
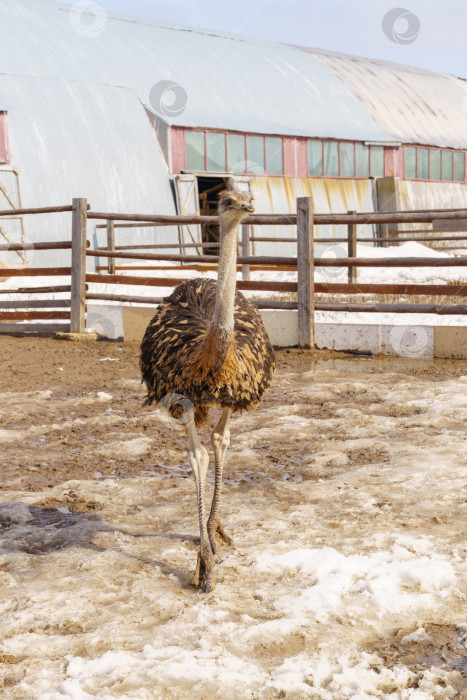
[0,300,71,308]
[251,235,467,243]
[88,211,296,225]
[0,241,74,252]
[315,283,467,295]
[0,267,72,276]
[87,207,467,226]
[88,248,467,268]
[0,205,77,218]
[1,197,467,341]
[313,303,467,314]
[0,285,73,295]
[0,311,70,320]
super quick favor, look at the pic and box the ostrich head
[218,189,255,227]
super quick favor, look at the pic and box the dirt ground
[0,336,466,699]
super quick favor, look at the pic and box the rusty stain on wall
[248,176,377,255]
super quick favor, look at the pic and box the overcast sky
[56,0,467,79]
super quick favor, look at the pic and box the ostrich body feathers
[140,278,276,425]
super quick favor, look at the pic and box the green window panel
[246,135,265,174]
[227,134,246,173]
[442,151,453,180]
[355,143,369,177]
[185,130,205,172]
[324,141,339,176]
[430,149,441,180]
[206,132,226,172]
[370,146,384,177]
[308,140,323,176]
[404,147,416,179]
[417,148,429,179]
[340,142,354,177]
[454,152,465,182]
[266,137,283,175]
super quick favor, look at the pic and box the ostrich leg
[207,407,233,553]
[187,416,215,592]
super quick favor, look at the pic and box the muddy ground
[0,337,466,699]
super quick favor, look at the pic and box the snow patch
[255,542,457,623]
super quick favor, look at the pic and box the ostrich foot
[207,517,234,554]
[191,542,215,593]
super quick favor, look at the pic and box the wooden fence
[1,197,467,346]
[0,202,76,333]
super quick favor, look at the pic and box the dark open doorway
[197,176,227,255]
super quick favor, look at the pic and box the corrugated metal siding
[249,177,377,256]
[399,179,467,211]
[376,176,467,246]
[0,74,179,267]
[398,179,467,245]
[307,50,467,150]
[0,166,24,268]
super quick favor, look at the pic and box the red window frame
[0,112,9,164]
[182,128,284,176]
[403,145,466,182]
[307,139,384,179]
[178,130,467,183]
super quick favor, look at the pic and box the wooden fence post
[242,223,250,281]
[107,219,115,274]
[382,223,390,248]
[70,198,87,333]
[347,210,357,284]
[297,196,315,349]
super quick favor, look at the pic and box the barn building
[1,0,467,267]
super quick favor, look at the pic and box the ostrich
[140,189,276,592]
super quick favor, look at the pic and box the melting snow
[1,355,466,697]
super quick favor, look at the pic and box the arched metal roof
[0,0,391,142]
[2,0,466,148]
[305,49,467,150]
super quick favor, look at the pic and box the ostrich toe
[191,543,215,592]
[207,518,234,554]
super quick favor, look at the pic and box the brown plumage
[140,278,275,425]
[139,189,275,593]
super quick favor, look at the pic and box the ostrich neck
[211,217,239,337]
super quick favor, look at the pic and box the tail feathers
[143,390,210,428]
